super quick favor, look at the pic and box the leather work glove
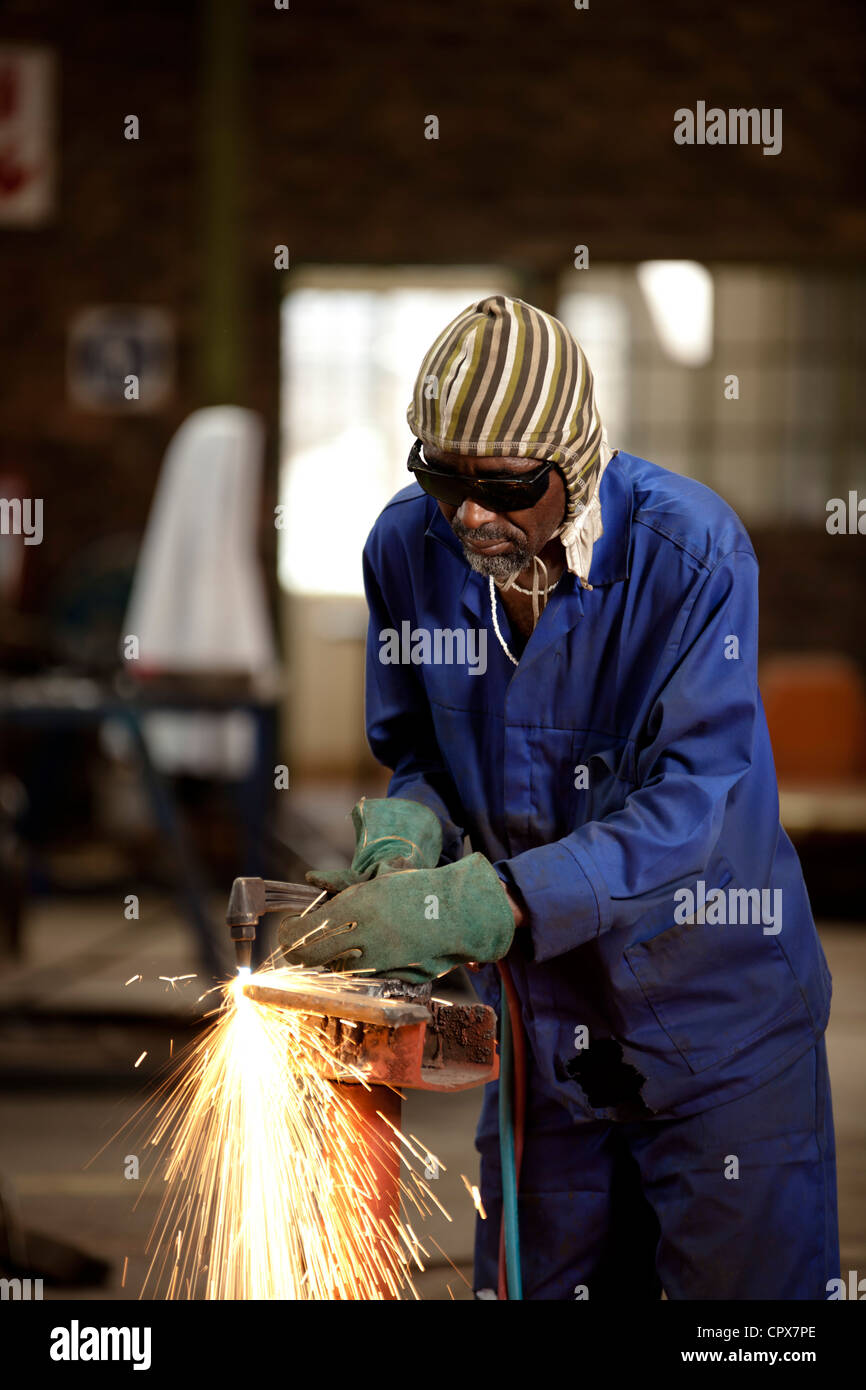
[280,854,515,984]
[305,796,443,895]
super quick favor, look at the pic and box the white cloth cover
[122,407,277,777]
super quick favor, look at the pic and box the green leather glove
[305,796,443,895]
[280,854,515,983]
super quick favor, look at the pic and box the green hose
[498,976,523,1300]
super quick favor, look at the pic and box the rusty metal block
[242,973,498,1091]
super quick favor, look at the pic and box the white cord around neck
[488,576,519,666]
[509,573,562,598]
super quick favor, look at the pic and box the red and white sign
[0,46,56,226]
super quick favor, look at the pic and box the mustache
[450,519,523,544]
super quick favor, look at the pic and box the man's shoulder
[377,480,431,521]
[365,482,436,555]
[615,451,755,571]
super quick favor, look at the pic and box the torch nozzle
[226,875,330,978]
[234,939,253,973]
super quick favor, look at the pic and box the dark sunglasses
[407,438,554,511]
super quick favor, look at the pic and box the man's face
[424,447,568,582]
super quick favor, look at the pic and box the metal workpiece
[241,974,431,1029]
[240,973,499,1091]
[229,876,498,1083]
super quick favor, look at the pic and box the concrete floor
[0,884,863,1300]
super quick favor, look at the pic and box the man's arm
[498,549,761,960]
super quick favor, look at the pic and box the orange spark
[460,1173,487,1219]
[124,966,450,1299]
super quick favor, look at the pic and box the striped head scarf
[407,295,614,586]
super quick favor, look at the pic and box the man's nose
[456,497,500,529]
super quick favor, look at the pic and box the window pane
[279,275,514,596]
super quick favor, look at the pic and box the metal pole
[329,1081,403,1299]
[200,0,245,403]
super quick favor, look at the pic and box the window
[279,268,516,597]
[559,265,866,523]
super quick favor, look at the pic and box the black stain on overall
[560,1038,653,1116]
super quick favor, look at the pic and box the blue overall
[362,450,839,1299]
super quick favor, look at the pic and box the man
[281,294,839,1300]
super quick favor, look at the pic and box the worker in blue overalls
[281,295,839,1300]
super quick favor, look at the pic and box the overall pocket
[622,862,811,1076]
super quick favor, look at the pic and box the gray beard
[462,544,533,582]
[451,519,535,582]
